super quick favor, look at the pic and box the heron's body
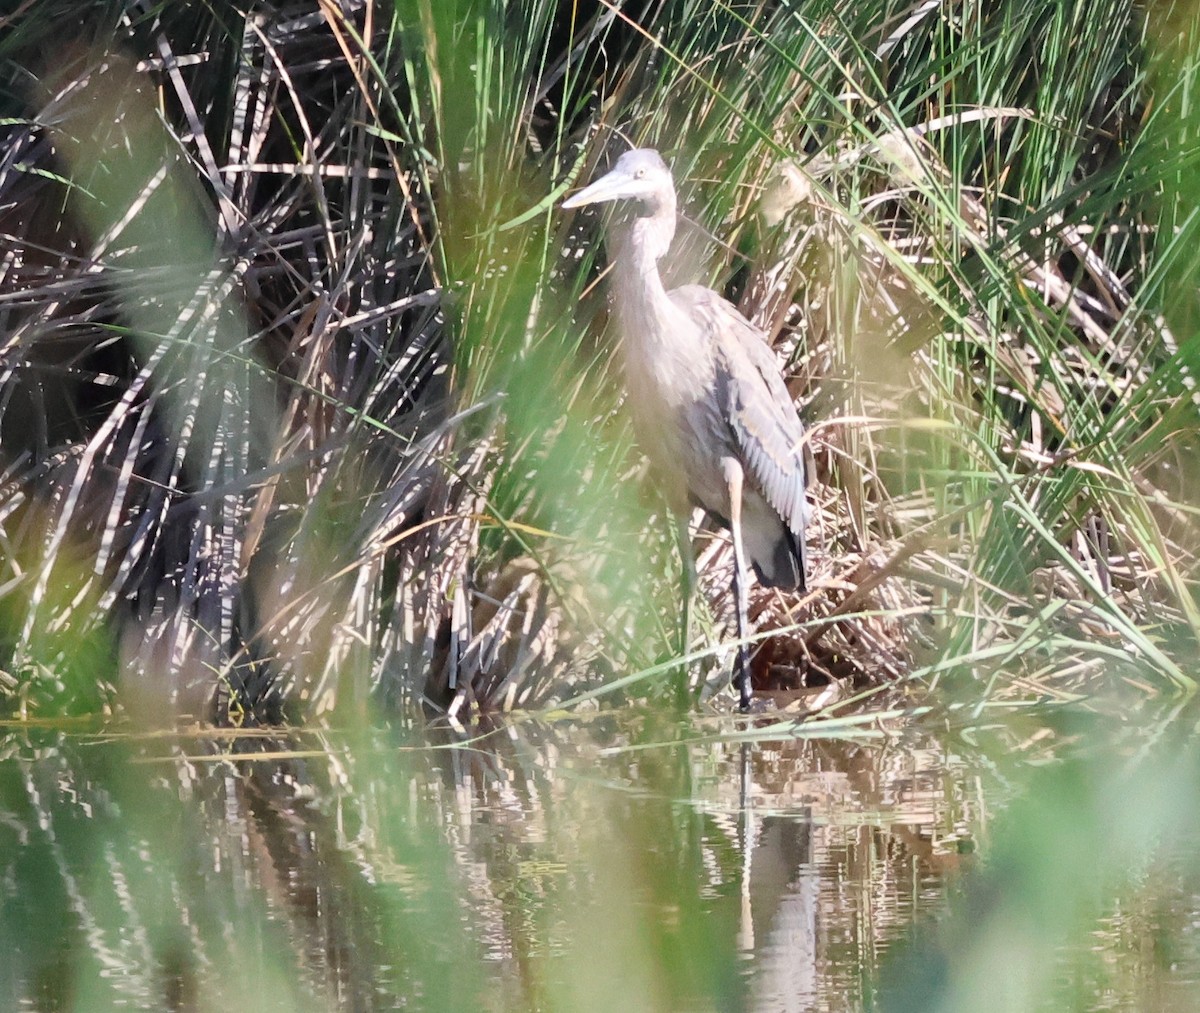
[564,149,808,707]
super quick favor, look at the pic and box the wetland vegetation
[2,1,1200,1009]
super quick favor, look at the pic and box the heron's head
[562,148,675,216]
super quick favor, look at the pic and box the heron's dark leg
[674,513,697,659]
[723,460,753,711]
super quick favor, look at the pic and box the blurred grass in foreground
[2,703,1200,1010]
[2,4,1200,1008]
[879,706,1200,1012]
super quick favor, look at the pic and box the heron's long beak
[562,168,637,208]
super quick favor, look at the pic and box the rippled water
[2,709,1199,1010]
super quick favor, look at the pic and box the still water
[2,708,1199,1011]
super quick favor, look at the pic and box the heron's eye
[634,168,645,179]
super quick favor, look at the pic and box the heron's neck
[613,207,677,325]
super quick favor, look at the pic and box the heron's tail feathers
[746,517,806,591]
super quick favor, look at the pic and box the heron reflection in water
[563,149,809,710]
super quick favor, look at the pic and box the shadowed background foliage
[1,0,1198,724]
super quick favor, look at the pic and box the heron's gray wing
[670,285,808,535]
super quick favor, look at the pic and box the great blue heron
[563,148,809,709]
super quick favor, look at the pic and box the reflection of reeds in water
[10,712,1200,1007]
[2,726,494,1008]
[0,718,1033,1009]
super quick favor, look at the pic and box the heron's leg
[722,459,753,711]
[674,513,697,659]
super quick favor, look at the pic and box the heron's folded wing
[672,286,808,535]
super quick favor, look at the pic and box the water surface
[1,708,1198,1010]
